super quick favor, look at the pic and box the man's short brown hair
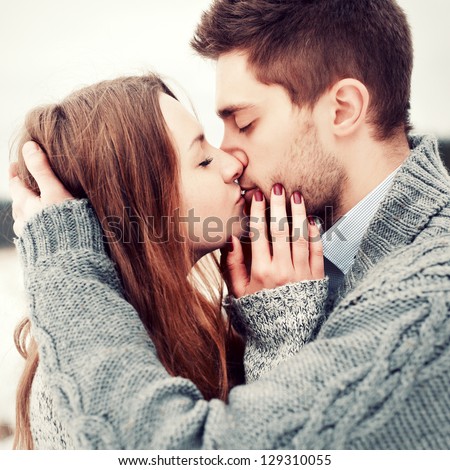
[191,0,413,140]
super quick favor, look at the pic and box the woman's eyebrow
[189,133,205,151]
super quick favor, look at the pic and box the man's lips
[241,187,257,204]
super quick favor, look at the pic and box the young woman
[11,73,327,449]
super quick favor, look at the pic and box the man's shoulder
[366,234,450,293]
[323,235,450,340]
[352,235,450,311]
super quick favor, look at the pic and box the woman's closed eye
[199,156,213,167]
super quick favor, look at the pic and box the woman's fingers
[290,191,310,277]
[9,165,40,212]
[22,141,73,204]
[308,217,325,279]
[224,236,249,298]
[249,189,270,267]
[270,184,292,271]
[8,172,40,236]
[8,142,75,237]
[8,162,18,179]
[238,185,325,295]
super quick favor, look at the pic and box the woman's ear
[330,79,370,137]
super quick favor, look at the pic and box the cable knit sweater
[18,135,450,449]
[29,273,328,449]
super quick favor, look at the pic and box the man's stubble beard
[279,123,347,230]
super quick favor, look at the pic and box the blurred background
[0,0,449,449]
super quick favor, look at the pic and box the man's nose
[221,150,244,183]
[220,134,249,169]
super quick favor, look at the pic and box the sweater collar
[322,165,401,275]
[336,134,450,302]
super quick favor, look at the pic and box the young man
[191,0,418,298]
[9,0,450,449]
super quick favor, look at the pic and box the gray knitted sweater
[29,276,328,449]
[18,135,450,449]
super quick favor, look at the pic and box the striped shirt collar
[321,166,402,275]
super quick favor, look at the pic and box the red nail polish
[273,184,283,196]
[308,216,315,226]
[293,192,302,204]
[254,189,264,202]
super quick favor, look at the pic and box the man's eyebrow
[189,133,205,151]
[217,104,255,119]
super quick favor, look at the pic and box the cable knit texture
[226,279,328,382]
[16,135,450,449]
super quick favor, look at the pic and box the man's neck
[335,132,410,222]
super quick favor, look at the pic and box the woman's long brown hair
[13,74,244,449]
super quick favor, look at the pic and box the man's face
[216,52,345,220]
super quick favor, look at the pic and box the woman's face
[159,93,246,257]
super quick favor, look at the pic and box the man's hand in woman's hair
[9,141,74,236]
[222,184,324,298]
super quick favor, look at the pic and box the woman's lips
[239,187,258,215]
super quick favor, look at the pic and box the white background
[0,0,449,449]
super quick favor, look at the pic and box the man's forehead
[216,51,251,80]
[215,52,261,113]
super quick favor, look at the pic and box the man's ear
[329,79,369,137]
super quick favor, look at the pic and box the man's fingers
[22,141,72,203]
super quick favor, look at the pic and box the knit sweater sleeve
[17,200,450,449]
[224,279,328,383]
